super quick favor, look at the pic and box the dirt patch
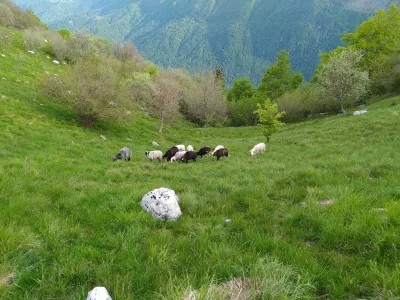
[0,272,15,287]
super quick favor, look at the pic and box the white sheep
[212,145,224,155]
[250,142,266,156]
[145,150,163,161]
[170,151,187,162]
[187,145,194,151]
[175,144,185,151]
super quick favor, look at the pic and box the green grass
[1,27,400,299]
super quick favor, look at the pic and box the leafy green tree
[259,50,303,100]
[254,98,285,143]
[58,29,71,40]
[227,78,255,102]
[342,4,400,71]
[316,50,370,115]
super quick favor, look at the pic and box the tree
[227,78,256,102]
[316,50,370,115]
[185,73,227,126]
[342,4,400,71]
[123,72,157,108]
[254,98,285,143]
[152,71,181,133]
[42,60,132,128]
[259,50,303,100]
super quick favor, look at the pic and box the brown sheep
[213,148,229,161]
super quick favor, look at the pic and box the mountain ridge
[13,0,397,85]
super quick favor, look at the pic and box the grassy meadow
[1,28,400,299]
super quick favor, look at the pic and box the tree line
[1,1,400,140]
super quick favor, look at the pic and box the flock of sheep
[112,142,266,163]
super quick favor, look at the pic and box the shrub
[276,85,338,122]
[58,29,71,40]
[0,3,14,27]
[42,60,133,128]
[23,27,45,51]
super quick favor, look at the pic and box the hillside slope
[1,27,400,299]
[13,0,397,85]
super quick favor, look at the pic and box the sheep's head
[145,151,150,157]
[250,149,255,156]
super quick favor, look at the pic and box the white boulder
[53,60,60,64]
[353,109,367,116]
[86,287,112,300]
[141,188,182,221]
[152,141,160,146]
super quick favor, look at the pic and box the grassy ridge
[1,29,400,299]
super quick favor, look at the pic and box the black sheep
[163,146,179,162]
[213,148,229,161]
[182,151,197,163]
[197,146,211,157]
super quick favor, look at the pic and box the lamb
[213,148,229,161]
[187,145,194,152]
[113,147,132,161]
[145,150,163,161]
[175,144,185,151]
[197,146,211,157]
[170,151,187,162]
[212,145,224,155]
[249,142,266,156]
[182,151,197,163]
[163,146,179,162]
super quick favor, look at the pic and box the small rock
[2,78,6,80]
[225,219,232,223]
[28,122,33,125]
[300,202,307,207]
[141,188,182,221]
[127,138,133,141]
[320,199,334,206]
[46,56,50,59]
[100,135,107,140]
[152,141,160,146]
[27,50,35,54]
[40,104,43,106]
[53,60,60,64]
[1,95,6,99]
[44,39,48,43]
[54,74,59,76]
[86,287,112,300]
[0,54,5,57]
[62,62,66,65]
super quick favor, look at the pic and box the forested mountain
[13,0,397,85]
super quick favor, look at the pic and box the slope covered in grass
[1,28,400,299]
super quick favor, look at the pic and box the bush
[23,27,45,51]
[276,85,338,122]
[42,59,133,128]
[0,27,13,49]
[0,3,14,27]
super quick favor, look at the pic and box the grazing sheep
[182,151,197,163]
[250,142,266,156]
[187,145,194,152]
[163,146,179,162]
[170,151,187,162]
[145,150,163,161]
[197,146,211,157]
[212,145,224,155]
[113,147,132,161]
[213,148,229,160]
[175,144,186,151]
